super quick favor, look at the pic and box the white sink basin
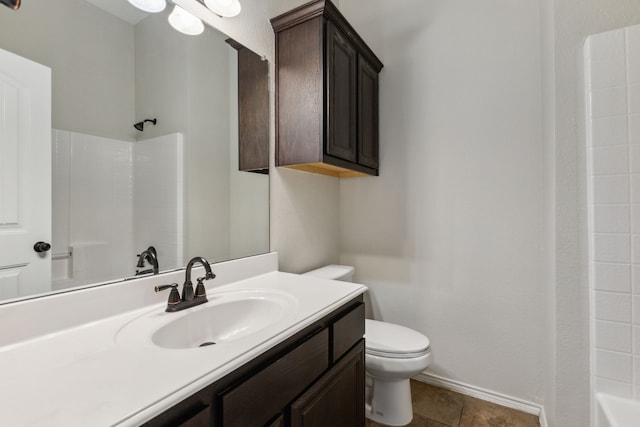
[117,288,298,350]
[154,297,288,349]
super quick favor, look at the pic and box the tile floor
[365,380,541,427]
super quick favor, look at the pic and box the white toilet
[303,265,433,426]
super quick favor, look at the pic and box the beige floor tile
[366,413,450,427]
[366,380,540,427]
[422,415,452,427]
[458,396,540,427]
[410,380,463,427]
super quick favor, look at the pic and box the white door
[0,48,51,300]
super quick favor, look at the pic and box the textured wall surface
[337,0,547,409]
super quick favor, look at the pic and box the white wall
[337,0,547,408]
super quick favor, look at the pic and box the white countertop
[0,271,366,426]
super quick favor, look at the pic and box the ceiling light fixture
[0,0,20,10]
[204,0,241,18]
[168,4,205,36]
[127,0,166,13]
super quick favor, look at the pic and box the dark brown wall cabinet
[228,40,270,174]
[271,0,383,178]
[144,296,365,427]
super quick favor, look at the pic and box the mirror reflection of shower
[0,0,270,302]
[51,129,185,289]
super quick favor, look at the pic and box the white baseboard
[413,372,548,427]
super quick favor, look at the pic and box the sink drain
[199,341,216,347]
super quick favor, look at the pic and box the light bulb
[127,0,166,13]
[168,5,205,36]
[204,0,241,17]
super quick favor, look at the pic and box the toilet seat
[365,319,430,359]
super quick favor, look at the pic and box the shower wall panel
[133,133,184,271]
[587,24,640,401]
[52,129,134,287]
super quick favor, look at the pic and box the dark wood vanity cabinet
[143,296,365,427]
[290,343,364,427]
[271,0,383,178]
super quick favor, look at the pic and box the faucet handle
[195,277,208,299]
[155,283,180,308]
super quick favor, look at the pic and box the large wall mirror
[0,0,270,304]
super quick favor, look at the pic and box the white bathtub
[597,393,640,427]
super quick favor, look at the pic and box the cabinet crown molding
[271,0,382,71]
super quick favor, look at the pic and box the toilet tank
[303,265,354,282]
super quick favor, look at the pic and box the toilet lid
[365,319,430,358]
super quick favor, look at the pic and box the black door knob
[34,241,51,253]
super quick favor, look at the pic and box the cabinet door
[358,56,379,170]
[237,46,269,173]
[290,341,365,427]
[325,21,357,163]
[267,414,284,427]
[221,330,329,427]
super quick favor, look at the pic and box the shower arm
[133,118,157,132]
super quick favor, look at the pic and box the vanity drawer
[332,302,365,362]
[221,328,329,427]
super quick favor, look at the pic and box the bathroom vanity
[0,253,367,426]
[145,295,365,427]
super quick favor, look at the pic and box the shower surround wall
[586,24,640,401]
[52,130,134,287]
[133,133,185,272]
[51,130,184,288]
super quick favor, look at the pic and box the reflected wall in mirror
[0,0,269,304]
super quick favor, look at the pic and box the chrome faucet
[155,256,216,312]
[136,246,159,275]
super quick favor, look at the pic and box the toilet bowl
[303,265,433,427]
[365,319,432,425]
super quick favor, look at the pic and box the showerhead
[133,118,157,131]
